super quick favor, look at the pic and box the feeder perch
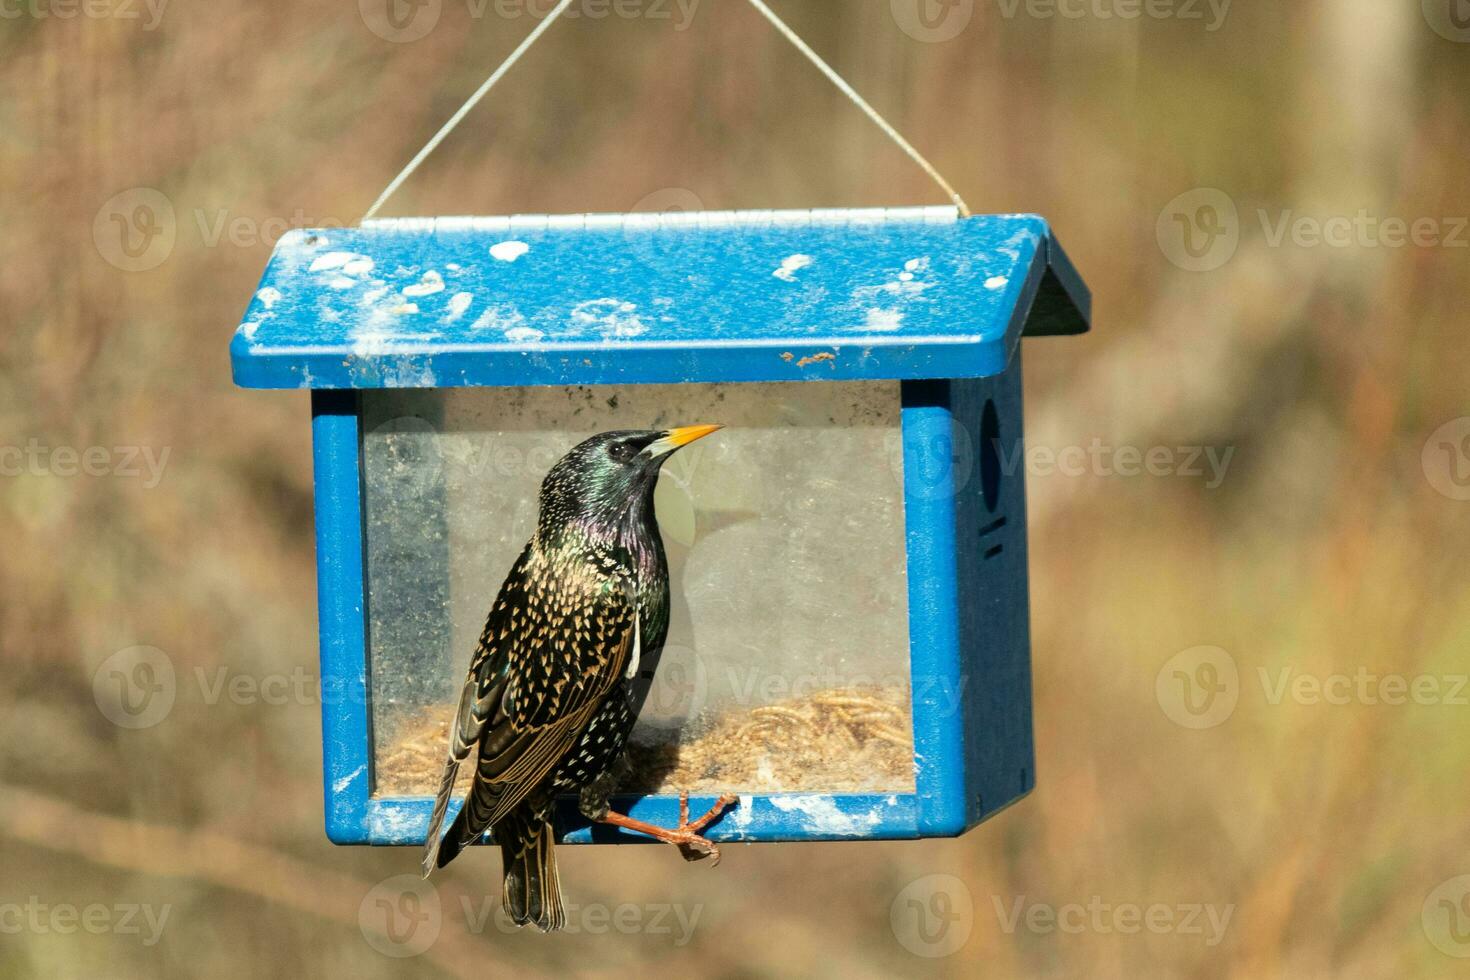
[229,206,1090,844]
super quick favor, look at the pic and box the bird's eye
[609,442,636,463]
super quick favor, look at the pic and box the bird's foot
[595,793,739,866]
[672,792,740,864]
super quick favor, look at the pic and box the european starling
[421,424,737,932]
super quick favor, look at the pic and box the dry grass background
[2,1,1469,977]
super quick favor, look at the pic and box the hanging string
[360,0,578,222]
[361,0,972,222]
[741,0,971,217]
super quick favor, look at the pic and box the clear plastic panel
[362,381,915,796]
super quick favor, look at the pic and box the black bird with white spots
[421,424,722,931]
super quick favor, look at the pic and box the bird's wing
[423,543,637,871]
[420,544,532,873]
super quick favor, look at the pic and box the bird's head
[537,425,722,536]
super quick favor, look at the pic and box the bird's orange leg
[595,793,739,865]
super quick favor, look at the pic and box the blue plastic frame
[312,367,1038,845]
[243,207,1090,845]
[231,208,1087,392]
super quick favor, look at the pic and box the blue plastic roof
[229,207,1089,389]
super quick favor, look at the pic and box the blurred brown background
[3,0,1469,976]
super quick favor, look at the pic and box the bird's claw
[674,792,738,865]
[592,792,738,866]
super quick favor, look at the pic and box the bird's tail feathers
[433,765,516,872]
[420,757,461,877]
[500,816,564,932]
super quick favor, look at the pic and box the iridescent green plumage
[421,426,718,931]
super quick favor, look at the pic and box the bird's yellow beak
[643,424,722,458]
[665,423,723,447]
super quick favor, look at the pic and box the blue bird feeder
[230,205,1090,846]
